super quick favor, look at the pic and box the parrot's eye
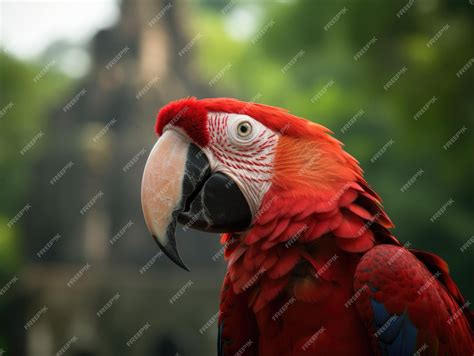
[237,121,252,138]
[226,115,261,146]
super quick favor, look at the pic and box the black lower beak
[178,170,253,233]
[177,142,253,233]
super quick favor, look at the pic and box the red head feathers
[156,97,333,147]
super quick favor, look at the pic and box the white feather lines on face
[205,112,279,216]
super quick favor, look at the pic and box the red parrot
[141,97,473,355]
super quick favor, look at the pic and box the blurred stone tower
[20,1,218,355]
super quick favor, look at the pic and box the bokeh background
[1,0,473,355]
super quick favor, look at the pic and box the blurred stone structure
[16,1,221,355]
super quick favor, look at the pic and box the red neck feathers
[222,124,400,312]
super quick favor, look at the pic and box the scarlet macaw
[141,97,473,355]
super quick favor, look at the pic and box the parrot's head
[141,97,364,270]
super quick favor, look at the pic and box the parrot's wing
[354,244,473,355]
[218,273,258,356]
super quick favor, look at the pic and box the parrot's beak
[141,130,252,270]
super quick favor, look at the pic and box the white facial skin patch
[202,112,279,217]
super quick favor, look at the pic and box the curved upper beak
[141,130,252,270]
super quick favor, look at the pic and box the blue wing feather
[217,320,224,356]
[370,298,418,356]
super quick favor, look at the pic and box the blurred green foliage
[0,53,70,347]
[0,54,70,269]
[194,0,473,298]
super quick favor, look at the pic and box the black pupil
[240,125,248,133]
